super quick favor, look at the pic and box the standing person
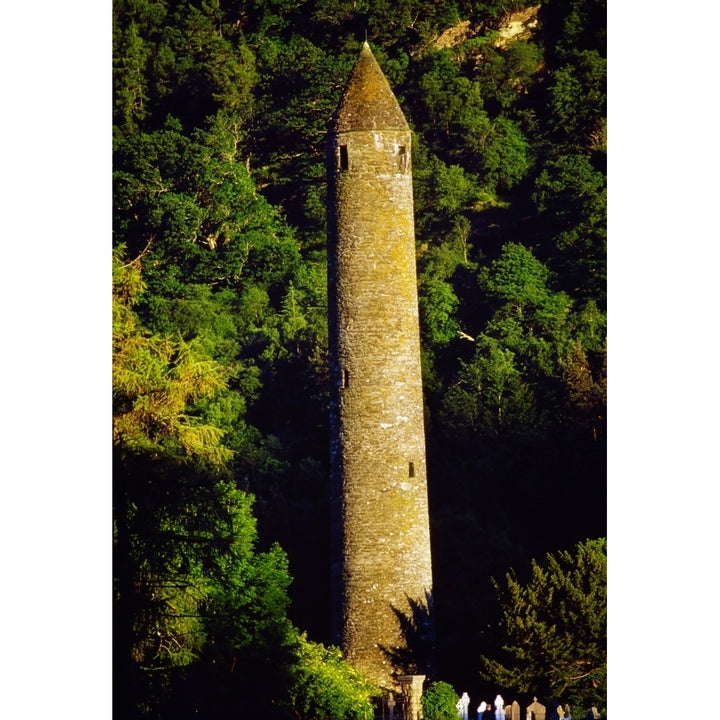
[483,702,496,720]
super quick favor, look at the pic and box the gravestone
[526,697,546,720]
[495,694,505,720]
[509,700,520,720]
[460,692,470,720]
[387,692,395,720]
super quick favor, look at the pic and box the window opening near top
[408,461,415,478]
[398,146,407,172]
[343,368,350,388]
[339,145,349,171]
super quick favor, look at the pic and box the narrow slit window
[408,461,415,478]
[398,146,407,172]
[339,145,349,171]
[343,368,350,388]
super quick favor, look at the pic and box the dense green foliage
[113,0,606,712]
[286,633,379,720]
[422,680,461,720]
[479,539,607,712]
[113,248,296,717]
[113,249,374,718]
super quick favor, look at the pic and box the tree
[539,0,606,66]
[532,153,606,304]
[113,0,258,131]
[113,18,152,128]
[112,245,233,466]
[247,33,349,245]
[472,40,542,116]
[436,242,577,437]
[113,115,302,298]
[419,275,460,348]
[479,538,607,711]
[546,50,606,149]
[440,336,536,437]
[463,116,530,192]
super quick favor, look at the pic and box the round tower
[327,42,435,690]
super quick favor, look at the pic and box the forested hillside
[113,0,606,715]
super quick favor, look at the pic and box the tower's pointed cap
[329,41,409,133]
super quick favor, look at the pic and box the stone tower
[326,42,435,691]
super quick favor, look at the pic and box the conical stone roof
[329,41,409,133]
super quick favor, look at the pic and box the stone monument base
[397,675,425,720]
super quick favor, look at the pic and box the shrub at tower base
[286,633,379,720]
[478,538,607,711]
[422,680,461,720]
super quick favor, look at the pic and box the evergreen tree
[479,539,607,712]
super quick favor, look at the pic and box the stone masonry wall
[327,127,434,689]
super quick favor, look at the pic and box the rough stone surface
[527,698,546,720]
[327,43,435,690]
[329,42,410,133]
[398,675,426,720]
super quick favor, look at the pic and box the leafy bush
[286,633,379,720]
[422,680,459,720]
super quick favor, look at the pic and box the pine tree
[479,538,607,711]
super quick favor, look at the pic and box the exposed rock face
[434,19,472,50]
[431,5,541,51]
[327,42,435,690]
[493,5,539,48]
